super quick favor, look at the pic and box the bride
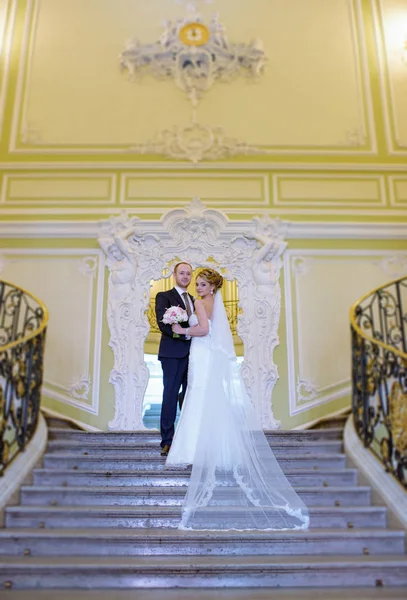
[167,268,309,532]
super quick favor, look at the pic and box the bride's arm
[172,300,209,337]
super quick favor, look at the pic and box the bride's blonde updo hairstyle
[196,268,223,293]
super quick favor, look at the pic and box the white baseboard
[292,406,351,430]
[41,406,102,432]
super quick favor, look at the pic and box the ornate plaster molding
[120,7,266,107]
[291,256,314,277]
[296,378,318,403]
[128,119,258,164]
[375,255,407,279]
[98,197,287,431]
[78,256,98,277]
[68,375,91,401]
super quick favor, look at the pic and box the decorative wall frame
[98,197,287,431]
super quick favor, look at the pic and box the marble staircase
[1,423,407,590]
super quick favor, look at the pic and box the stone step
[4,505,387,530]
[4,588,407,600]
[45,439,344,456]
[32,467,359,488]
[44,417,82,430]
[0,528,404,557]
[311,414,350,430]
[20,485,372,508]
[1,555,407,589]
[47,427,344,443]
[41,454,347,471]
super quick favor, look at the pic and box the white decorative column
[98,198,287,430]
[98,214,155,430]
[233,217,287,429]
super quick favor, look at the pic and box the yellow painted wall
[0,0,406,430]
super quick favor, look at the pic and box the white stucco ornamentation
[296,378,318,403]
[291,256,314,277]
[128,119,256,165]
[77,256,98,278]
[341,128,366,147]
[99,212,155,430]
[120,9,266,107]
[98,198,288,431]
[20,122,41,144]
[68,375,91,400]
[376,255,407,279]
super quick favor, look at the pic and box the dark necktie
[182,292,192,317]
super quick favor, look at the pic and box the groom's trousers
[159,356,189,448]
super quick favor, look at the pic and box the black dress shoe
[160,444,171,456]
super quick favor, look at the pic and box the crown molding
[1,161,407,172]
[1,219,407,240]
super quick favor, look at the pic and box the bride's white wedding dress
[166,313,212,466]
[166,293,309,531]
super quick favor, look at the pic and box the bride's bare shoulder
[194,299,205,313]
[194,299,211,319]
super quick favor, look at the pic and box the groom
[155,262,194,456]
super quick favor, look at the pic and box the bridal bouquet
[162,306,188,338]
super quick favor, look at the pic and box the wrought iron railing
[146,298,240,336]
[0,280,48,474]
[351,276,407,488]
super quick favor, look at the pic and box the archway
[98,197,286,430]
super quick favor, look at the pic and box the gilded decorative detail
[389,382,407,455]
[120,9,266,107]
[351,275,407,488]
[179,22,210,46]
[0,280,48,474]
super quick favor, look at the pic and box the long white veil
[179,291,309,531]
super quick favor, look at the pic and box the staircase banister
[350,274,407,490]
[349,274,407,360]
[0,278,48,475]
[0,278,49,352]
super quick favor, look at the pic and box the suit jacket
[155,288,194,359]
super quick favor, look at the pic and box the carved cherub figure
[244,232,287,287]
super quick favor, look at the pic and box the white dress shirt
[174,286,193,339]
[174,285,193,315]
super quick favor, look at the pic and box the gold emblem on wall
[179,22,210,46]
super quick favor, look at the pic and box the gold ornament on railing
[389,381,407,455]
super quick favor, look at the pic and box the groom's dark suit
[155,287,194,449]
